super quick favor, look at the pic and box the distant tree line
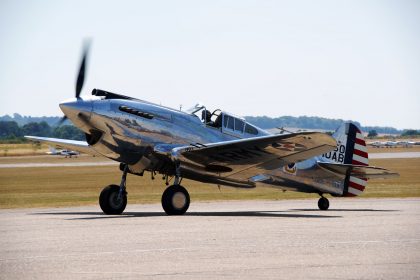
[0,113,65,127]
[0,121,84,143]
[367,129,420,138]
[244,116,403,134]
[401,129,420,136]
[1,114,413,140]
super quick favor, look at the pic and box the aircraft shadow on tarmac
[32,210,343,220]
[291,209,399,212]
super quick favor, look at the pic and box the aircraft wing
[25,136,100,156]
[170,132,336,182]
[317,162,399,179]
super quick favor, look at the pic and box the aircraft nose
[59,98,92,117]
[59,98,93,127]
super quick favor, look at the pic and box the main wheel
[99,184,127,215]
[318,197,329,210]
[161,185,190,215]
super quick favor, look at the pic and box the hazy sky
[0,0,419,129]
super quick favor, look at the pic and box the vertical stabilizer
[322,123,369,196]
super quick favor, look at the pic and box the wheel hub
[109,192,124,209]
[172,192,187,210]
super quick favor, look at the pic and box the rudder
[321,123,369,197]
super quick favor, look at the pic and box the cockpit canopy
[188,104,260,136]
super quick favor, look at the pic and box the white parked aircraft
[368,140,418,148]
[47,146,80,158]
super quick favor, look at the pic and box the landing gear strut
[161,161,190,215]
[318,196,329,210]
[99,165,128,215]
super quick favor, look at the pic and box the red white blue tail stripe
[352,131,369,166]
[347,176,367,197]
[346,127,369,197]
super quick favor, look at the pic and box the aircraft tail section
[321,123,369,196]
[322,122,368,166]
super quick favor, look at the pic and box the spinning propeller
[57,41,91,126]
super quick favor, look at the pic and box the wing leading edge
[24,136,100,156]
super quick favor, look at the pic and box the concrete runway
[370,152,420,159]
[1,199,419,279]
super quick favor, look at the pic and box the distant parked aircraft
[396,141,416,147]
[47,146,79,158]
[368,140,418,148]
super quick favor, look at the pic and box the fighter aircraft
[25,45,398,215]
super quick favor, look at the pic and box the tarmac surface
[1,198,419,279]
[369,152,420,159]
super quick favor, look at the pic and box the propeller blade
[57,116,68,126]
[75,41,91,98]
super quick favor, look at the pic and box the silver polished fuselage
[60,95,344,196]
[62,97,245,161]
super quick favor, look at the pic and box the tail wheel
[99,184,127,215]
[161,185,190,215]
[318,197,329,210]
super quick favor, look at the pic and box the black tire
[318,197,329,210]
[99,184,127,215]
[161,185,190,215]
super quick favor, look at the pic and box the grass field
[0,154,109,164]
[0,156,419,209]
[0,143,49,156]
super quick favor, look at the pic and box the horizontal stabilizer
[317,161,399,179]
